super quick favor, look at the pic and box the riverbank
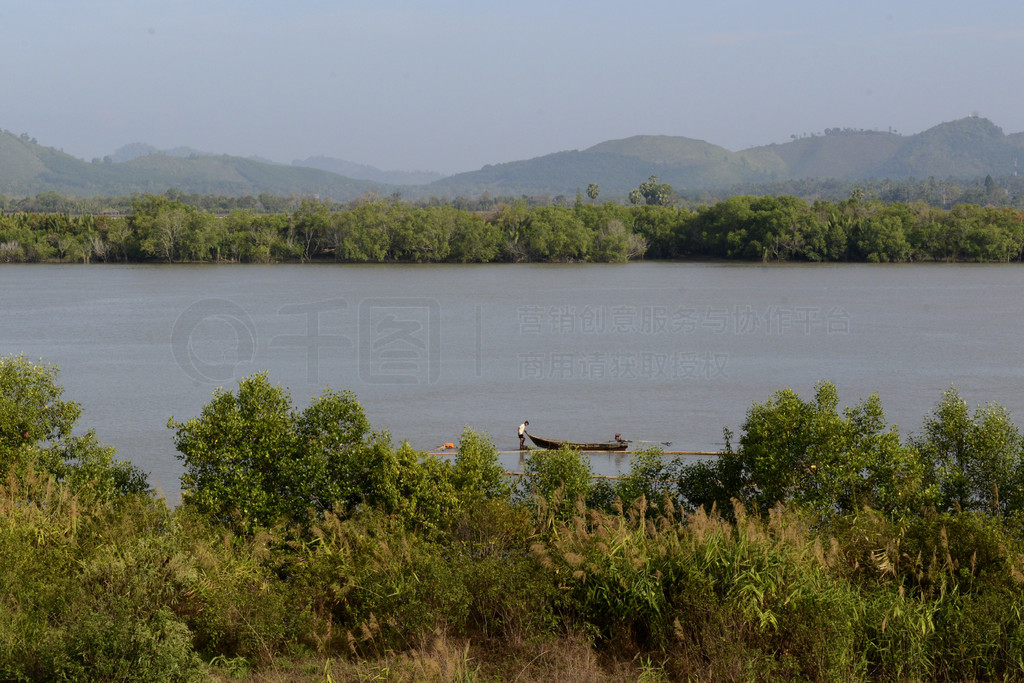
[4,193,1024,265]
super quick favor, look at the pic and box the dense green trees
[170,374,515,534]
[676,382,923,518]
[913,388,1024,515]
[169,375,381,531]
[675,382,1024,525]
[681,194,1024,262]
[3,190,1024,263]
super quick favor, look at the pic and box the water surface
[2,262,1022,499]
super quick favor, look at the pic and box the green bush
[677,382,924,518]
[0,476,203,681]
[612,446,674,511]
[913,387,1024,515]
[295,510,470,652]
[450,498,557,640]
[518,446,594,523]
[173,520,305,660]
[169,374,377,531]
[170,378,507,535]
[452,428,510,504]
[0,354,148,500]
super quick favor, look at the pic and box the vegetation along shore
[3,184,1024,265]
[5,354,1024,680]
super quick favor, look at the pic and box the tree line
[7,355,1024,679]
[3,171,1024,214]
[2,190,1024,264]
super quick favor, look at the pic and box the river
[2,262,1023,500]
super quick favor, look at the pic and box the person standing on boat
[518,420,529,449]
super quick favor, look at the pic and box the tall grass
[0,469,204,681]
[7,455,1024,679]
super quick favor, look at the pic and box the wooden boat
[525,431,629,451]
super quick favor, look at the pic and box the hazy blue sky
[3,0,1022,174]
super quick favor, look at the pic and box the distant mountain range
[1,117,1022,201]
[291,156,444,186]
[109,144,444,185]
[426,117,1024,198]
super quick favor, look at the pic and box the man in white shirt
[518,420,529,449]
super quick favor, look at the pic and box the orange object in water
[444,442,455,449]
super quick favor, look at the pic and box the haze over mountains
[1,116,1021,201]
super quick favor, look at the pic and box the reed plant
[0,470,204,681]
[11,362,1024,680]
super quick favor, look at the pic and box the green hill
[415,117,1024,198]
[0,130,384,200]
[0,132,50,187]
[745,130,904,179]
[586,135,732,164]
[421,139,785,199]
[879,117,1018,177]
[2,117,1022,200]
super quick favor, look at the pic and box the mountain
[109,143,160,163]
[414,116,1024,199]
[0,130,384,199]
[1,117,1022,200]
[110,143,213,163]
[292,155,444,185]
[878,117,1024,177]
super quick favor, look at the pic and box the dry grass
[206,631,660,682]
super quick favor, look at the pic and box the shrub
[518,446,593,523]
[296,510,470,652]
[613,447,674,511]
[452,428,510,503]
[0,475,202,681]
[0,354,148,500]
[450,498,556,641]
[677,382,924,518]
[912,387,1024,515]
[169,374,377,531]
[173,520,305,660]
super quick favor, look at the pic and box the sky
[2,0,1023,175]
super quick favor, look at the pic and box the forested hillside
[0,131,384,200]
[2,116,1022,200]
[424,116,1024,198]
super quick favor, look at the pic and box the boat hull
[526,432,629,452]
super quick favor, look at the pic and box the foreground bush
[0,354,148,501]
[0,473,203,681]
[7,467,1024,680]
[675,382,1024,525]
[10,364,1024,680]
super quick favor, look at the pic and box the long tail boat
[525,431,629,451]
